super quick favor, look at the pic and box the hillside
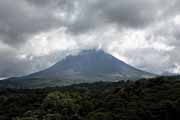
[0,76,180,120]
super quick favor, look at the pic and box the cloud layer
[0,0,180,77]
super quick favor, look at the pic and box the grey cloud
[0,49,30,77]
[27,0,51,6]
[126,48,172,74]
[0,0,180,77]
[0,0,62,47]
[67,0,174,34]
[138,16,180,74]
[0,48,72,77]
[0,0,177,46]
[94,0,158,28]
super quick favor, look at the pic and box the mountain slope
[0,50,155,88]
[29,50,154,79]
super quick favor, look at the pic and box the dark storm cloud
[67,0,171,34]
[0,0,179,46]
[0,0,176,46]
[0,0,180,77]
[27,0,50,5]
[27,0,168,35]
[0,0,62,47]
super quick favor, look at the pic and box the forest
[0,76,180,120]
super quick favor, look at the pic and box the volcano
[0,50,155,88]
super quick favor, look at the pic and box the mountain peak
[80,49,105,55]
[3,49,155,88]
[29,49,154,80]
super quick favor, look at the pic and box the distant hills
[0,49,155,88]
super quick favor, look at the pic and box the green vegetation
[0,76,180,120]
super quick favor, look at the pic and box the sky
[0,0,180,77]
